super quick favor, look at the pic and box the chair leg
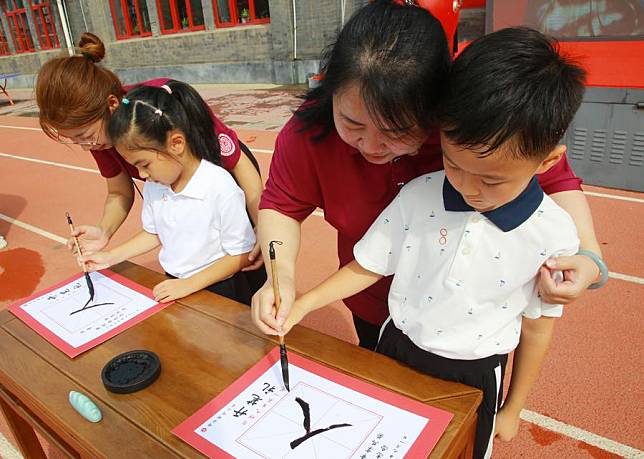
[0,78,15,105]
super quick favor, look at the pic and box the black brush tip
[280,344,290,391]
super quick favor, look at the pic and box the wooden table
[0,262,481,458]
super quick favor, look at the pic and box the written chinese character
[233,407,248,417]
[246,393,261,406]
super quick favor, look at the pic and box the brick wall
[0,1,487,86]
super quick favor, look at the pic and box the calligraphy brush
[269,240,290,391]
[66,212,94,307]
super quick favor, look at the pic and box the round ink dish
[101,350,161,394]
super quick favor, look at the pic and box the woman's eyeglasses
[54,121,103,147]
[56,138,100,146]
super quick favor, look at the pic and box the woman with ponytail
[36,33,264,272]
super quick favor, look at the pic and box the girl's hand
[153,278,194,303]
[67,225,109,254]
[242,242,265,271]
[494,407,520,442]
[538,255,599,304]
[251,277,296,335]
[82,251,116,271]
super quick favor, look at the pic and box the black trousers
[165,270,264,306]
[377,320,508,459]
[352,314,382,351]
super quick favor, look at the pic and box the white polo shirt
[142,159,255,279]
[354,171,579,360]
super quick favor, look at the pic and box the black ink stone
[101,350,161,394]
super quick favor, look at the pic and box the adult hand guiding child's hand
[538,254,601,304]
[66,225,110,255]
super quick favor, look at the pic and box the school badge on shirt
[218,133,235,156]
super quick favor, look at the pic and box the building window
[28,0,59,49]
[109,0,152,40]
[212,0,269,28]
[1,0,36,53]
[0,21,10,55]
[157,0,205,34]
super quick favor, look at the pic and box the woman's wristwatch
[577,250,609,289]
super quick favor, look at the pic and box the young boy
[275,28,586,458]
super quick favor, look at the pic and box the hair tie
[161,84,172,94]
[80,51,97,63]
[121,97,130,105]
[154,109,163,116]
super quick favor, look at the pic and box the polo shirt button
[462,247,471,255]
[397,182,405,187]
[471,215,481,223]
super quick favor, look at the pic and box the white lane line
[585,191,644,204]
[0,213,67,244]
[609,271,644,285]
[521,410,644,458]
[0,432,23,459]
[0,152,99,174]
[250,148,274,154]
[0,124,41,132]
[0,122,277,154]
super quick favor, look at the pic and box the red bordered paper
[173,348,453,458]
[8,269,172,358]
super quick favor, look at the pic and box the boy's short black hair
[438,27,586,160]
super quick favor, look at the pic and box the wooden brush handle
[270,258,285,345]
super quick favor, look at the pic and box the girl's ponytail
[165,81,221,165]
[108,80,221,166]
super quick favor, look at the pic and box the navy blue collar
[442,176,544,232]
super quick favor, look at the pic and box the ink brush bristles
[269,240,290,391]
[66,212,94,305]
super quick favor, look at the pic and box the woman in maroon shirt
[252,1,604,349]
[35,33,263,271]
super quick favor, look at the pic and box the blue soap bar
[69,391,102,423]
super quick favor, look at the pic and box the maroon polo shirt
[260,114,583,326]
[90,78,241,179]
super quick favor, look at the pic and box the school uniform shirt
[90,78,241,180]
[142,160,256,279]
[259,113,583,326]
[354,171,580,360]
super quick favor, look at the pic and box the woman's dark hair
[108,80,221,165]
[296,0,451,140]
[437,27,586,160]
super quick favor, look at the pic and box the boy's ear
[166,131,187,156]
[535,144,566,174]
[107,94,120,114]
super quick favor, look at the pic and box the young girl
[35,33,263,274]
[83,82,256,304]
